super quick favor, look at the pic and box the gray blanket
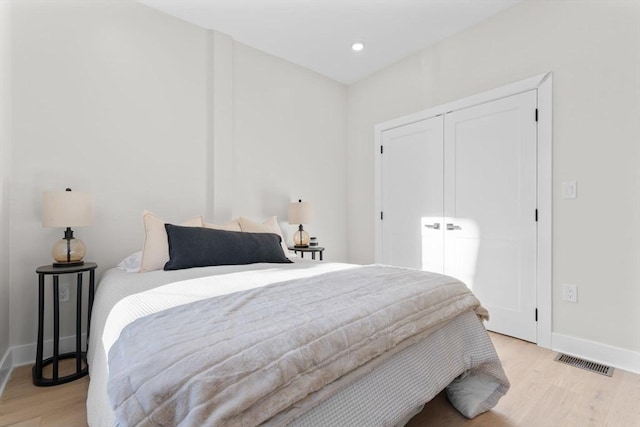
[108,265,488,426]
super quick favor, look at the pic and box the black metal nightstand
[288,246,325,261]
[33,262,97,386]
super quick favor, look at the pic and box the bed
[86,216,509,426]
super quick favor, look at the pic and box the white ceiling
[138,0,522,85]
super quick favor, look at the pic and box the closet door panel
[444,90,537,342]
[381,116,444,272]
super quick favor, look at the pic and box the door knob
[424,223,440,230]
[446,223,462,231]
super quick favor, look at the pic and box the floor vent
[554,353,614,377]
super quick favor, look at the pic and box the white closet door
[444,90,537,342]
[381,116,444,272]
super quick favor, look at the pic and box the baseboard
[0,333,87,397]
[552,333,640,374]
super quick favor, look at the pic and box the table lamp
[42,188,94,267]
[288,199,312,248]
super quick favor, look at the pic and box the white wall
[8,0,209,345]
[347,0,640,353]
[231,43,348,260]
[0,0,12,366]
[5,0,348,353]
[204,34,348,257]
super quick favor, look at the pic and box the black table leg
[76,273,83,373]
[52,275,59,381]
[87,269,95,349]
[34,274,45,384]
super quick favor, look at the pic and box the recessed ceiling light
[351,42,364,52]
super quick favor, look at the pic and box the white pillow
[140,210,203,273]
[238,216,290,257]
[117,251,143,273]
[446,371,506,418]
[204,219,241,232]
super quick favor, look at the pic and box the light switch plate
[562,181,577,199]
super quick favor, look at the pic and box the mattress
[87,259,508,426]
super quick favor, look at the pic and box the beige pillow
[204,219,241,232]
[238,216,289,257]
[140,210,203,273]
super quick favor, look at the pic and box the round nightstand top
[36,262,98,275]
[287,246,325,251]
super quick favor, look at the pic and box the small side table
[33,262,97,386]
[288,246,325,261]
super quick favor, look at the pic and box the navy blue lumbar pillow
[164,223,292,270]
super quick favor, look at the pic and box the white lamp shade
[42,191,94,228]
[288,201,312,224]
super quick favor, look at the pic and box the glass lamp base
[293,228,310,247]
[52,237,86,266]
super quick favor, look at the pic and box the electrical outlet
[59,283,70,303]
[562,284,578,303]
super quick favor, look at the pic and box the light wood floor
[1,333,638,426]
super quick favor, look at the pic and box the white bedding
[102,262,357,364]
[87,260,508,426]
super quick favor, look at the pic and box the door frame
[374,73,553,348]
